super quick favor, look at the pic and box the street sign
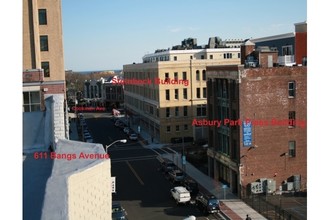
[111,176,116,193]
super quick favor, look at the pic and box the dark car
[195,194,220,215]
[160,160,176,174]
[183,178,199,196]
[112,201,128,220]
[168,169,185,183]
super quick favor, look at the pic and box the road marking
[126,160,145,185]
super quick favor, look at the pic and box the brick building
[206,52,307,196]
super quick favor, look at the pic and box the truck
[195,194,220,214]
[170,186,191,205]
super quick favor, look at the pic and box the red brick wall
[239,66,307,190]
[295,32,307,65]
[23,70,44,82]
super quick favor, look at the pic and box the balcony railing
[278,55,295,66]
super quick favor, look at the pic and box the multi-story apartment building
[23,0,68,149]
[123,38,241,143]
[206,36,307,197]
[251,21,307,67]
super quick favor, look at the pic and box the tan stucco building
[23,0,66,112]
[123,39,242,143]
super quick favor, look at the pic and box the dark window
[182,72,187,80]
[175,107,179,116]
[201,55,204,59]
[289,111,296,128]
[40,35,49,51]
[183,106,188,116]
[183,88,188,99]
[196,88,200,98]
[175,89,179,99]
[289,141,296,157]
[174,56,177,61]
[38,9,47,25]
[23,91,41,112]
[166,107,170,117]
[197,104,207,116]
[184,124,188,130]
[166,89,170,100]
[196,70,200,80]
[210,55,213,59]
[41,61,50,77]
[176,125,180,131]
[167,126,171,132]
[288,81,296,98]
[174,72,178,80]
[203,87,206,98]
[202,70,206,80]
[165,73,169,82]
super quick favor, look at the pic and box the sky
[62,0,307,71]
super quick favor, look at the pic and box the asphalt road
[83,113,222,220]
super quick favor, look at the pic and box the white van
[170,186,191,204]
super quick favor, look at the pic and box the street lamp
[105,139,127,153]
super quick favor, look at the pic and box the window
[196,70,200,80]
[182,72,187,80]
[183,106,188,116]
[202,70,206,80]
[184,124,188,130]
[210,55,213,59]
[196,88,200,98]
[166,89,170,100]
[190,56,193,60]
[41,61,50,77]
[167,126,171,132]
[289,111,296,128]
[203,87,206,98]
[40,35,49,51]
[289,141,296,157]
[201,55,204,59]
[174,56,177,61]
[174,72,178,80]
[183,88,188,99]
[165,73,169,82]
[175,107,179,116]
[175,89,179,99]
[224,53,232,59]
[23,91,41,112]
[149,106,154,115]
[238,53,241,58]
[282,45,293,55]
[176,125,180,131]
[197,104,207,116]
[38,9,47,25]
[166,107,170,117]
[288,81,296,98]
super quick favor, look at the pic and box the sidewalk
[160,153,267,220]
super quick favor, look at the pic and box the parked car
[170,186,191,205]
[112,201,128,220]
[195,193,220,214]
[160,160,176,174]
[183,178,199,196]
[168,169,185,183]
[129,133,138,141]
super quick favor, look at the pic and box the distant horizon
[68,69,123,74]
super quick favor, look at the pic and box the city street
[83,112,222,220]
